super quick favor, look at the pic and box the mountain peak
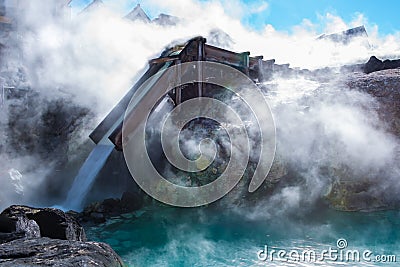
[81,0,104,13]
[125,4,150,23]
[152,13,179,26]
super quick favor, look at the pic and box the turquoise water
[86,205,400,266]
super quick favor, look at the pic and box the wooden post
[240,52,250,75]
[256,56,264,82]
[175,59,182,105]
[197,38,205,97]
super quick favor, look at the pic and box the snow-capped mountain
[124,4,150,23]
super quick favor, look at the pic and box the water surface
[86,205,400,266]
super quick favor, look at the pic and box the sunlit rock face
[326,180,389,212]
[347,68,400,136]
[321,67,400,212]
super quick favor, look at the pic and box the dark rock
[0,237,125,267]
[363,56,383,74]
[31,209,85,241]
[0,232,25,244]
[1,208,40,240]
[1,205,86,241]
[0,215,16,233]
[382,58,400,70]
[89,212,106,223]
[120,191,143,212]
[65,210,80,220]
[0,205,126,266]
[80,192,143,223]
[102,198,121,213]
[363,56,400,74]
[1,205,41,219]
[6,97,91,161]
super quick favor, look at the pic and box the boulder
[0,237,125,267]
[1,205,86,241]
[0,205,126,266]
[0,209,40,242]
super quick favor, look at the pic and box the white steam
[238,75,400,219]
[1,0,400,211]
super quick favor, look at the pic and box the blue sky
[71,0,400,35]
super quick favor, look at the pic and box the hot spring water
[83,75,400,266]
[86,206,400,266]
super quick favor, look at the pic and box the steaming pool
[86,205,400,266]
[83,76,400,266]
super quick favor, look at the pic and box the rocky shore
[74,191,143,224]
[0,205,125,267]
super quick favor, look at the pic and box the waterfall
[63,142,114,211]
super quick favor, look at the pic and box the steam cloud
[0,0,399,212]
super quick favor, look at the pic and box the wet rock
[120,191,143,212]
[0,209,40,242]
[90,212,106,223]
[31,209,84,241]
[102,198,121,213]
[0,237,125,267]
[1,205,86,241]
[325,181,389,212]
[0,205,125,266]
[326,69,400,212]
[265,156,288,184]
[0,232,25,244]
[80,192,143,223]
[15,216,40,239]
[0,215,16,233]
[0,215,21,244]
